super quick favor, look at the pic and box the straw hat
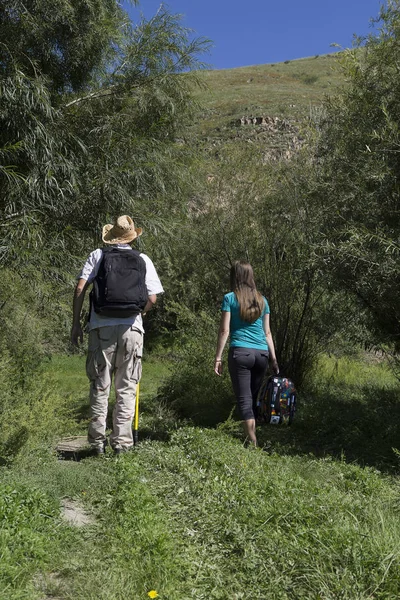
[102,215,142,245]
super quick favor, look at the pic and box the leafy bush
[0,268,72,463]
[0,356,70,464]
[157,307,235,426]
[311,2,400,352]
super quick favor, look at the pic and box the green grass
[255,354,400,472]
[2,427,400,599]
[192,54,344,133]
[44,352,174,440]
[1,353,400,599]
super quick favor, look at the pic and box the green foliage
[62,7,210,250]
[0,482,60,599]
[157,306,235,426]
[4,424,400,599]
[0,0,127,95]
[0,1,210,264]
[163,141,362,387]
[0,64,76,264]
[0,359,70,465]
[311,0,400,352]
[0,0,210,392]
[0,269,74,463]
[132,428,400,599]
[1,355,400,599]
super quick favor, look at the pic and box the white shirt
[78,245,164,332]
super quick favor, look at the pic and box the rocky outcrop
[234,115,303,161]
[237,115,292,129]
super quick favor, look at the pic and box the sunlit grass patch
[193,54,344,125]
[260,354,400,472]
[2,347,400,599]
[315,353,398,390]
[126,428,400,599]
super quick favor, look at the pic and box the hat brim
[102,224,143,245]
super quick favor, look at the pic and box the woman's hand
[271,358,279,374]
[214,359,223,376]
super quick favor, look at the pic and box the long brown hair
[230,261,264,323]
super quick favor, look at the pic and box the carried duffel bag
[257,375,296,425]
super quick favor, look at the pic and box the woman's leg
[228,348,257,445]
[243,418,257,445]
[251,350,270,417]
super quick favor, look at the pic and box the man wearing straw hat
[71,215,163,455]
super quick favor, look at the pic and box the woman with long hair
[214,260,279,446]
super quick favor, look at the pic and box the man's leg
[110,325,143,451]
[86,326,118,450]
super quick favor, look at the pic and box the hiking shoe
[113,446,133,456]
[93,440,107,456]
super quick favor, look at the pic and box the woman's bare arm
[263,313,279,374]
[214,310,231,375]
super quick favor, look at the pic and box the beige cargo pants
[86,324,143,451]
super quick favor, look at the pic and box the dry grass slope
[192,53,345,140]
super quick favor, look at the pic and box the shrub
[302,74,319,84]
[0,268,73,463]
[0,354,70,464]
[157,307,235,426]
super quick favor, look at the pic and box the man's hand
[71,324,83,346]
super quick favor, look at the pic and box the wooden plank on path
[56,436,92,461]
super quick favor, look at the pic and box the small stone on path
[60,498,95,527]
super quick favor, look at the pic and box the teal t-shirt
[221,291,270,350]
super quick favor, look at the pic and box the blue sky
[123,0,383,69]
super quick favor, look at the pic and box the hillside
[2,52,400,600]
[193,54,343,131]
[185,53,345,163]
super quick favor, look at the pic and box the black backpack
[91,247,147,318]
[257,376,297,425]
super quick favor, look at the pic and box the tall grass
[1,353,399,599]
[282,354,400,472]
[3,427,400,599]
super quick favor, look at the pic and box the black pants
[228,347,269,421]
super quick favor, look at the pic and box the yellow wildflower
[148,591,159,599]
